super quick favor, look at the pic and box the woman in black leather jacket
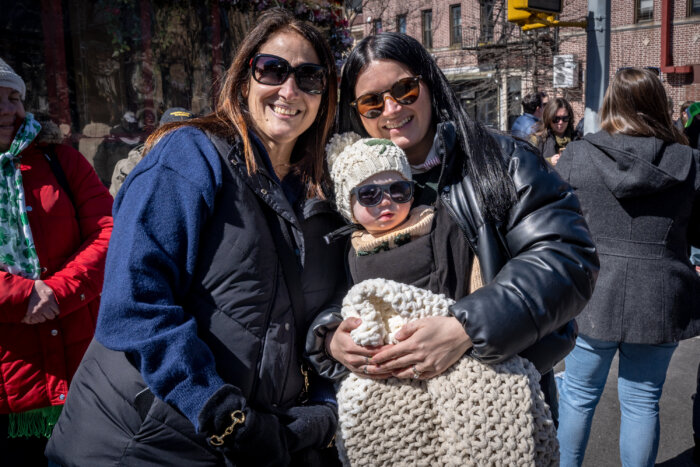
[306,32,599,414]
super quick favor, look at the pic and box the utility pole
[583,0,610,135]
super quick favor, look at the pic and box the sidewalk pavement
[554,336,699,467]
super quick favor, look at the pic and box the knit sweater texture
[336,278,559,466]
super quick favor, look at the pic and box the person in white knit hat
[0,58,27,102]
[0,57,113,466]
[326,132,472,301]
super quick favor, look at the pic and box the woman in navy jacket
[47,10,345,466]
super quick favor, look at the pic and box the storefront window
[0,0,351,189]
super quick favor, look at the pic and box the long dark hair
[338,33,516,222]
[146,8,337,199]
[533,97,574,140]
[600,67,687,145]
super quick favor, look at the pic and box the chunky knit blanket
[336,278,559,466]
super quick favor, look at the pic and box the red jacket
[0,133,113,414]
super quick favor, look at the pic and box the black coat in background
[686,117,700,150]
[557,131,700,343]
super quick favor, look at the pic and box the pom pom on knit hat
[326,132,412,222]
[0,58,26,100]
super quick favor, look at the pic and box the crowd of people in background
[0,9,699,466]
[513,76,700,467]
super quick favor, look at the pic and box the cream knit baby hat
[326,132,412,222]
[0,58,26,100]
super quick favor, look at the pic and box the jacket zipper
[248,260,279,403]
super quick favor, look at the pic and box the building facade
[349,0,700,130]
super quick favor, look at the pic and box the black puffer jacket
[307,123,599,375]
[46,129,346,466]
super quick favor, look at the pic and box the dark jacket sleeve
[690,150,700,249]
[450,137,599,365]
[305,308,348,381]
[305,228,351,381]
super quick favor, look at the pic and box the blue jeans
[556,335,677,467]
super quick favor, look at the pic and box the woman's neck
[404,126,437,166]
[261,138,295,180]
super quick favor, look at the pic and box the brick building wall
[349,0,700,129]
[560,0,700,122]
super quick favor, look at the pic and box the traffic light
[508,0,563,30]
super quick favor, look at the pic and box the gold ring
[412,364,421,379]
[363,365,368,375]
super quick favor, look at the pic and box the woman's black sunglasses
[351,181,414,207]
[249,54,327,95]
[552,116,571,123]
[350,76,422,119]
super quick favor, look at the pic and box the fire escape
[457,0,558,129]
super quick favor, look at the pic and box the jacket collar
[433,121,458,189]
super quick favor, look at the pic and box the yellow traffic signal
[508,1,533,24]
[508,0,585,31]
[510,0,562,15]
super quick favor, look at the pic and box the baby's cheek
[351,201,372,226]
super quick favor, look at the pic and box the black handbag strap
[44,145,79,223]
[44,145,76,206]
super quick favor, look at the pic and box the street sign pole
[583,0,610,135]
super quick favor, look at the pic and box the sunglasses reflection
[352,181,415,207]
[351,76,422,118]
[249,53,327,95]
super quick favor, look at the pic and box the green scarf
[0,113,42,279]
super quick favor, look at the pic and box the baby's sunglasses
[350,76,422,119]
[351,180,415,207]
[249,54,327,95]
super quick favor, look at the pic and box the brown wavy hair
[145,8,337,199]
[600,67,687,145]
[532,97,574,141]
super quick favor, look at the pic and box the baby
[326,133,434,272]
[325,133,559,467]
[326,131,474,308]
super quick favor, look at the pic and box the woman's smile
[269,103,301,117]
[384,116,413,131]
